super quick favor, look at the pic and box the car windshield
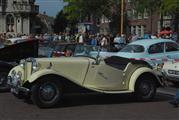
[120,44,144,53]
[73,45,100,59]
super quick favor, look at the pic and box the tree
[53,10,78,34]
[53,11,68,33]
[160,0,179,32]
[63,0,125,34]
[63,0,120,23]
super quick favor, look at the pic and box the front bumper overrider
[8,76,30,96]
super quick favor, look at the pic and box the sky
[35,0,67,17]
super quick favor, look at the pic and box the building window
[6,14,14,32]
[132,10,137,19]
[137,13,142,19]
[0,0,6,6]
[138,25,141,37]
[132,26,136,34]
[143,25,147,33]
[144,10,149,19]
[127,10,132,19]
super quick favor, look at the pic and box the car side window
[165,42,179,52]
[148,43,164,54]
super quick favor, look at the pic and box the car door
[164,42,179,59]
[84,61,127,91]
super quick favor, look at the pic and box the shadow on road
[47,93,172,109]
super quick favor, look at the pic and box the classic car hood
[34,57,92,85]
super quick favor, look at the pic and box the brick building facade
[126,0,173,38]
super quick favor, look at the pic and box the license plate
[168,70,179,75]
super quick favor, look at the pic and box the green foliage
[53,10,78,33]
[63,0,119,21]
[131,0,179,14]
[53,11,68,33]
[161,0,179,14]
[131,0,162,14]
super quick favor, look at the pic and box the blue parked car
[100,39,179,65]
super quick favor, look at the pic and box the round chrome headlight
[20,59,25,68]
[32,59,39,72]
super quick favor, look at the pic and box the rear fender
[128,67,160,91]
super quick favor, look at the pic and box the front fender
[128,67,159,91]
[27,69,67,83]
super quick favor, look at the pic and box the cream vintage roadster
[8,45,163,108]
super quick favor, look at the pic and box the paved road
[0,90,178,120]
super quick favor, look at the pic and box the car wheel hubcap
[40,84,57,101]
[140,82,151,95]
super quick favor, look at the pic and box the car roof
[129,39,176,47]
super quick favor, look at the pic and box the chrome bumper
[8,76,30,96]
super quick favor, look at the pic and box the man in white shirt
[79,34,84,43]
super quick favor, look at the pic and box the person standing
[131,33,138,42]
[90,35,97,46]
[113,34,121,44]
[79,33,84,43]
[100,35,108,51]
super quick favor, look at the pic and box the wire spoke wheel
[31,78,62,108]
[135,79,156,101]
[39,82,59,102]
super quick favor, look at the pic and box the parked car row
[1,38,179,108]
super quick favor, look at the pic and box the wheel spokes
[39,84,57,101]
